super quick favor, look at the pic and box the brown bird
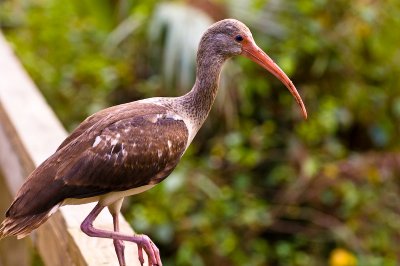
[0,19,307,266]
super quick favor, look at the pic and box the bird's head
[201,19,307,119]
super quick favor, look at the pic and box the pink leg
[112,213,126,266]
[81,203,162,266]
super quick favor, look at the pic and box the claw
[136,235,162,266]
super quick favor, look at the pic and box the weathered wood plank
[0,32,142,265]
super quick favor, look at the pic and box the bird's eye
[235,35,244,42]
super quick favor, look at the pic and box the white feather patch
[92,136,102,147]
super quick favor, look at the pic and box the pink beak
[242,40,307,119]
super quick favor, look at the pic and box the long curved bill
[241,40,307,119]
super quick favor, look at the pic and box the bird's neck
[177,52,226,129]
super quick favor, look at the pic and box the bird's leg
[81,203,162,266]
[112,213,126,266]
[108,199,126,266]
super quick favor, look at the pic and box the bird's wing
[6,102,188,218]
[57,110,189,195]
[57,102,141,151]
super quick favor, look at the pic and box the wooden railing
[0,32,142,265]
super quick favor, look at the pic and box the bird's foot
[80,203,162,265]
[113,239,126,266]
[136,234,162,266]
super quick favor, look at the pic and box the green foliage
[2,0,400,265]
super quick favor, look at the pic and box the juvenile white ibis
[0,19,307,266]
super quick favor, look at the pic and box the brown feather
[0,204,59,239]
[3,102,188,225]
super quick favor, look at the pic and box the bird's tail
[0,204,60,240]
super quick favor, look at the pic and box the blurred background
[1,0,400,265]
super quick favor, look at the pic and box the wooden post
[0,32,143,265]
